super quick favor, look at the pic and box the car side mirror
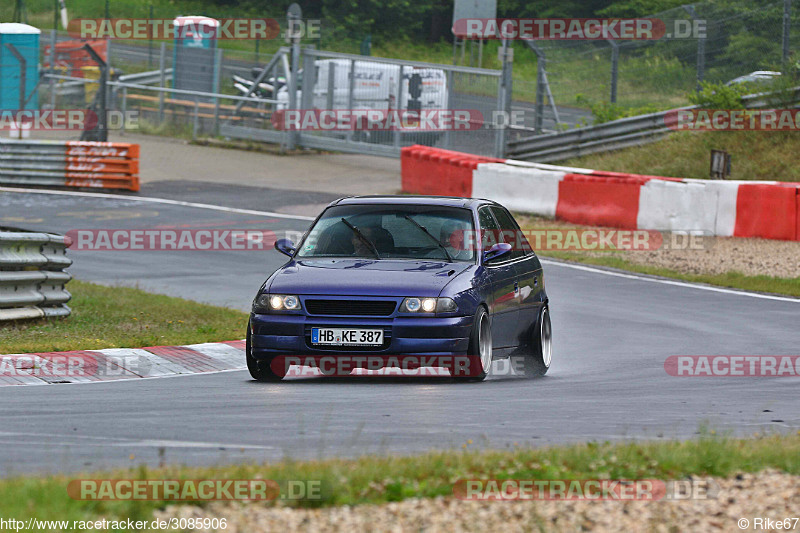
[482,242,512,263]
[275,238,296,257]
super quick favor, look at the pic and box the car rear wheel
[518,305,552,377]
[246,324,285,382]
[453,306,492,382]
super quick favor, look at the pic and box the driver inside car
[440,221,472,261]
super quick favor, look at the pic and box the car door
[489,206,545,345]
[478,206,519,348]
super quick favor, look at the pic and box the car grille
[304,299,396,316]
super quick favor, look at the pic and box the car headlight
[400,297,457,314]
[253,294,301,313]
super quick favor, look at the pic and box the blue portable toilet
[172,16,219,95]
[0,23,40,111]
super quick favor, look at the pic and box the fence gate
[222,47,511,158]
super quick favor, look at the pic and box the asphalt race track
[0,185,798,475]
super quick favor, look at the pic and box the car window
[489,206,532,259]
[297,204,476,262]
[478,207,500,250]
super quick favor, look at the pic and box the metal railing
[507,87,800,162]
[0,230,72,322]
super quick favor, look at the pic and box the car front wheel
[452,306,492,382]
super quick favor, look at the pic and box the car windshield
[296,204,476,262]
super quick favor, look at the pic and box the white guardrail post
[0,230,72,322]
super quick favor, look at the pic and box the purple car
[247,196,552,381]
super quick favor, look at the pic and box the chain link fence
[510,0,797,134]
[35,29,510,157]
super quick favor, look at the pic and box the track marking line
[540,258,800,303]
[0,186,315,221]
[0,431,275,449]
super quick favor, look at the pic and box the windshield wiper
[341,218,381,259]
[401,215,453,262]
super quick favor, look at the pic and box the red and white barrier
[473,163,564,217]
[400,145,800,241]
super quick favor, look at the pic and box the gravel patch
[616,236,800,279]
[515,215,800,279]
[156,470,800,532]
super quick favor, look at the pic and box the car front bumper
[249,313,473,360]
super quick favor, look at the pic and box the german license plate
[311,328,383,346]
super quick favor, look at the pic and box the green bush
[687,82,749,109]
[576,95,661,124]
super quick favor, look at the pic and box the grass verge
[539,251,800,298]
[0,280,248,354]
[0,433,798,521]
[562,130,800,182]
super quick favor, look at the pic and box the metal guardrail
[0,230,72,322]
[507,87,800,162]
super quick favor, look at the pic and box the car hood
[267,259,472,297]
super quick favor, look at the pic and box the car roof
[329,195,497,209]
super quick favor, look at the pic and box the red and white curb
[401,145,800,242]
[0,340,245,386]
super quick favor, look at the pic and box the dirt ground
[157,470,800,532]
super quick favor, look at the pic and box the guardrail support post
[535,48,545,134]
[683,5,705,91]
[326,62,336,110]
[213,48,222,136]
[783,0,792,65]
[394,65,404,149]
[4,43,27,140]
[193,100,199,140]
[609,40,619,104]
[495,39,513,157]
[444,69,454,149]
[158,42,166,124]
[286,5,302,150]
[346,59,355,144]
[121,86,127,136]
[82,43,108,142]
[49,29,57,111]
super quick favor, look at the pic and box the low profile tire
[246,324,284,382]
[519,305,552,378]
[453,306,492,382]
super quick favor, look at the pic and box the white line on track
[540,258,800,303]
[0,186,316,221]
